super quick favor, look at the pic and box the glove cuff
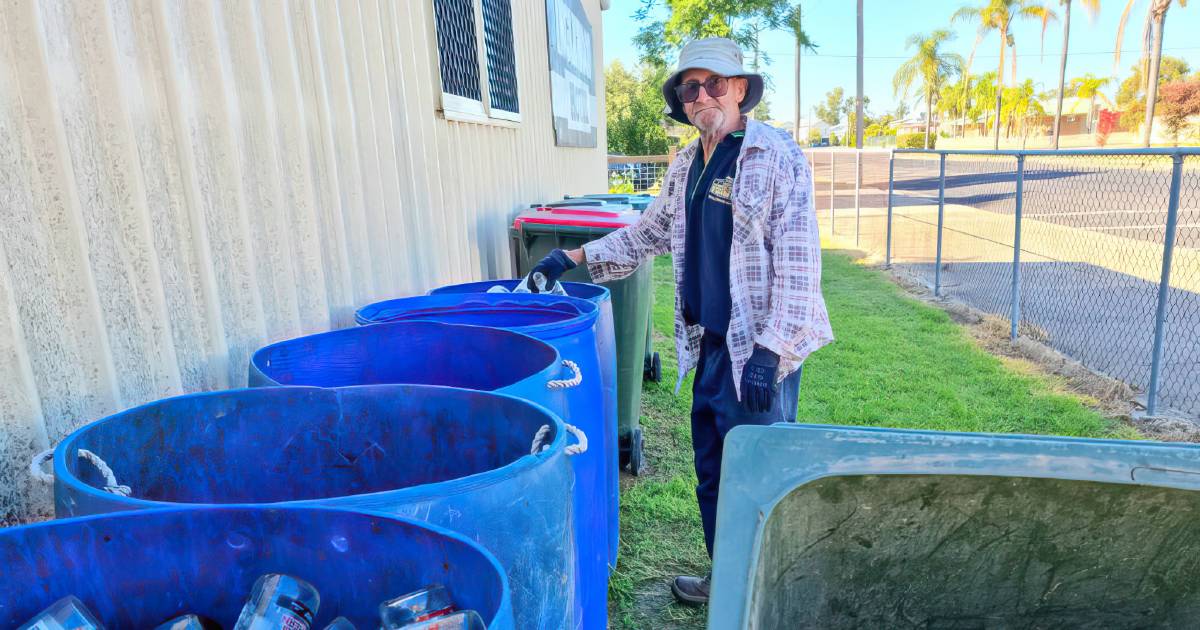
[551,249,578,270]
[750,346,779,367]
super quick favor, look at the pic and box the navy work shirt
[682,129,744,336]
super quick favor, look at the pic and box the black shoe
[671,574,711,606]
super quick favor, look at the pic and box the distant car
[818,138,830,147]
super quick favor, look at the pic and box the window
[481,0,519,119]
[431,0,520,122]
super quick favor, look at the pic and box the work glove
[741,346,780,414]
[528,249,577,293]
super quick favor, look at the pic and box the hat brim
[662,72,764,125]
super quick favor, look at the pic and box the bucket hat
[662,37,764,125]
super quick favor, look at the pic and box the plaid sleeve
[582,185,674,283]
[754,153,831,366]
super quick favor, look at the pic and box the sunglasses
[674,76,730,104]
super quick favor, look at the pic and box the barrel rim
[0,504,512,627]
[354,293,601,340]
[248,320,563,390]
[428,280,612,305]
[54,384,569,509]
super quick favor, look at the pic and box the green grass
[608,250,1138,629]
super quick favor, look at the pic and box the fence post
[934,152,946,297]
[855,150,862,246]
[1146,153,1185,417]
[1010,154,1026,341]
[885,152,895,267]
[829,151,836,232]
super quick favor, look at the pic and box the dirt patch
[870,257,1200,442]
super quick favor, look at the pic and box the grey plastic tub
[710,423,1200,629]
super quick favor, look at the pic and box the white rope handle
[531,424,553,455]
[564,423,587,456]
[30,448,55,484]
[529,423,588,456]
[77,449,132,496]
[547,360,583,390]
[30,449,130,496]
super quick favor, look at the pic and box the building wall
[0,0,607,524]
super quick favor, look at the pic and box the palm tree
[972,71,1000,129]
[954,0,1058,149]
[1115,0,1187,147]
[1052,0,1101,149]
[787,5,818,144]
[1069,73,1114,132]
[893,30,965,149]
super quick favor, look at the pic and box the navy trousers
[691,330,802,558]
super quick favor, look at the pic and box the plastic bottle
[321,617,355,630]
[233,574,321,630]
[379,584,455,628]
[16,596,104,630]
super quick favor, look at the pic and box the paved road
[806,150,1200,249]
[805,149,1199,419]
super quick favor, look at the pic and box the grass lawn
[607,249,1138,629]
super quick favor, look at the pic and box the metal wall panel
[0,0,607,524]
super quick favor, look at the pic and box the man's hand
[528,249,578,292]
[740,346,780,413]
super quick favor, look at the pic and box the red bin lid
[514,207,639,230]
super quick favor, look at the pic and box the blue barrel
[355,294,610,630]
[0,506,512,629]
[248,321,573,416]
[52,386,573,630]
[427,282,619,566]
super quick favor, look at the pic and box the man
[531,37,833,605]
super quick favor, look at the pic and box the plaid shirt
[584,119,833,399]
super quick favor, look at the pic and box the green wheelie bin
[553,197,661,383]
[510,206,654,474]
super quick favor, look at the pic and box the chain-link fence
[609,146,1198,418]
[812,146,1200,419]
[802,148,893,254]
[607,155,670,194]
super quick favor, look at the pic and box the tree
[1068,73,1113,132]
[1051,0,1101,149]
[633,0,792,69]
[815,87,850,127]
[999,79,1046,138]
[1158,80,1200,143]
[971,71,1000,131]
[605,61,672,156]
[786,4,817,143]
[843,98,873,145]
[1115,0,1189,146]
[865,113,897,138]
[954,0,1057,149]
[753,94,773,121]
[893,30,964,149]
[939,74,976,135]
[1116,56,1189,129]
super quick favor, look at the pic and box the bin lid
[513,207,640,230]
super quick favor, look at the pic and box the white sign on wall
[545,0,597,148]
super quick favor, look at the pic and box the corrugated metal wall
[0,0,607,524]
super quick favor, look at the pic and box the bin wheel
[643,352,662,383]
[630,427,645,476]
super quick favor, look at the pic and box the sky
[601,0,1200,125]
